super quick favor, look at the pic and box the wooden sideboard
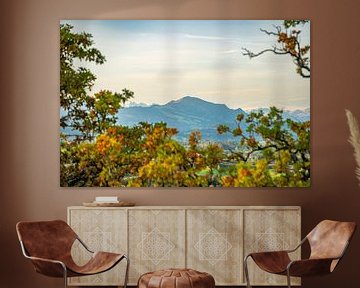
[67,206,301,286]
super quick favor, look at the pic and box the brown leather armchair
[16,220,129,288]
[244,220,356,288]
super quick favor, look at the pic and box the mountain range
[117,96,310,142]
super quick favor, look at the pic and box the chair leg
[286,270,291,288]
[123,255,130,288]
[62,264,68,288]
[244,255,252,288]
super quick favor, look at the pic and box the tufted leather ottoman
[138,268,215,288]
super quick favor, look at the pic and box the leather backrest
[16,220,77,261]
[307,220,356,260]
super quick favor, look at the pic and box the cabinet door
[187,209,243,285]
[128,209,186,284]
[243,208,301,286]
[68,208,128,286]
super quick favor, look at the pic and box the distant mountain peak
[124,101,151,108]
[167,96,231,110]
[179,95,197,100]
[169,95,211,104]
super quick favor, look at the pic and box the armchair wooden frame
[244,220,356,288]
[16,220,129,288]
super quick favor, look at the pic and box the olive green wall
[1,0,360,287]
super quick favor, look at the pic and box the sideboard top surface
[68,205,301,210]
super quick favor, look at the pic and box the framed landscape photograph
[60,20,310,187]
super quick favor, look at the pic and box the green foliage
[86,89,134,138]
[217,124,230,135]
[60,24,133,140]
[284,20,309,28]
[61,123,209,187]
[217,107,310,187]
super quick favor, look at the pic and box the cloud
[183,34,228,41]
[219,49,238,54]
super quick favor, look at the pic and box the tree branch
[242,47,288,58]
[242,22,310,78]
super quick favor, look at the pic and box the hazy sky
[61,20,310,110]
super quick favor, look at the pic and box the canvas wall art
[60,20,310,187]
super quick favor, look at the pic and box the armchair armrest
[285,237,307,253]
[76,235,94,254]
[246,236,306,259]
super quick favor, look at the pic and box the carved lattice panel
[128,209,186,284]
[187,209,243,285]
[68,208,127,286]
[244,209,301,286]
